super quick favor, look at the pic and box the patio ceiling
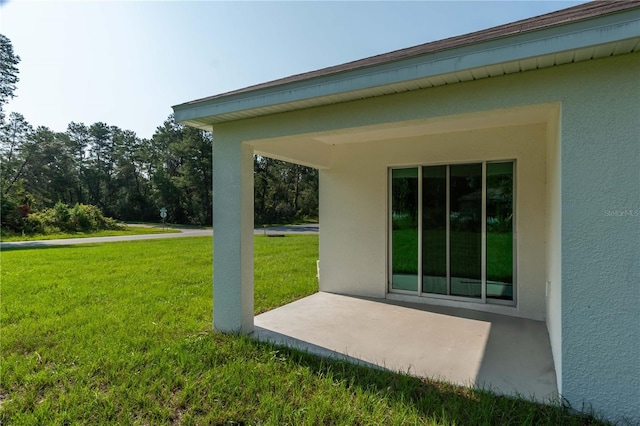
[247,103,559,170]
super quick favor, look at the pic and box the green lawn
[1,236,606,425]
[0,225,180,242]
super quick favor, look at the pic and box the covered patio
[173,2,640,422]
[254,292,557,402]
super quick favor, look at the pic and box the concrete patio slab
[253,292,557,402]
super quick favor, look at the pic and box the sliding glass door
[389,161,515,304]
[449,164,482,298]
[391,168,419,291]
[422,166,447,295]
[486,162,514,300]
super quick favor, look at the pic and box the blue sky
[1,1,586,139]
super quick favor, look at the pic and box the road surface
[0,224,319,249]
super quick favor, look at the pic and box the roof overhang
[173,2,640,130]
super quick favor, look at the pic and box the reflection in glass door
[449,164,482,298]
[486,162,514,300]
[391,168,418,291]
[389,161,515,304]
[422,166,447,295]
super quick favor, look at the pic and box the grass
[1,235,608,425]
[0,225,180,242]
[253,235,320,314]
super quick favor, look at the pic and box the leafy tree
[64,122,91,203]
[0,35,27,229]
[66,122,90,165]
[0,34,20,121]
[0,112,33,197]
[0,109,317,228]
[110,127,152,220]
[18,126,79,208]
[254,155,318,224]
[83,122,111,211]
[148,115,212,225]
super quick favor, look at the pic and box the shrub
[0,191,32,232]
[0,194,20,230]
[69,203,116,231]
[2,203,122,235]
[52,202,72,231]
[70,203,94,230]
[21,214,45,234]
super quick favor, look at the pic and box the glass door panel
[449,164,482,298]
[390,161,514,304]
[486,162,514,300]
[391,168,418,291]
[422,166,447,294]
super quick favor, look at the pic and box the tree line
[0,34,318,232]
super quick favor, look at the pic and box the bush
[52,202,72,231]
[21,214,46,234]
[70,203,94,230]
[0,194,20,230]
[69,204,120,231]
[0,191,32,231]
[2,203,122,236]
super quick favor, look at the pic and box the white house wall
[545,110,563,394]
[557,54,639,422]
[211,132,255,334]
[222,51,638,423]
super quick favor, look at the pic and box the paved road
[0,224,319,249]
[254,224,319,236]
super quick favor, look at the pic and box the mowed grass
[1,225,180,242]
[1,236,607,425]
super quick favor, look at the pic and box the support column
[212,138,254,333]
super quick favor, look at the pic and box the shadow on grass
[247,333,610,426]
[0,243,98,252]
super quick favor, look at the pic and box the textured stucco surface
[211,135,255,333]
[545,114,563,393]
[212,52,639,423]
[558,54,639,422]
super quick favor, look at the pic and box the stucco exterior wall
[211,133,255,334]
[545,111,563,394]
[320,124,548,321]
[557,54,639,422]
[319,153,387,298]
[223,51,638,423]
